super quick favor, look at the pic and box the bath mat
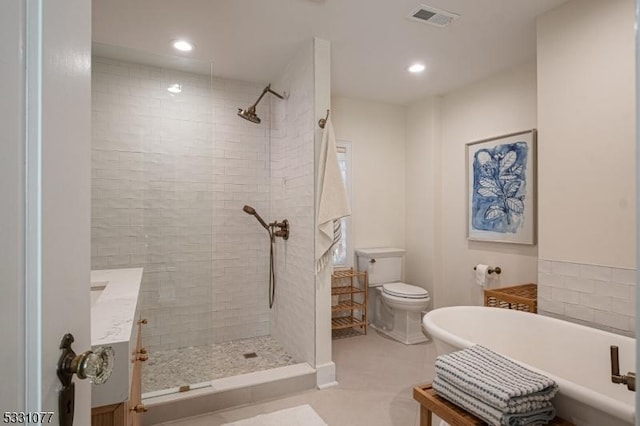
[221,404,328,426]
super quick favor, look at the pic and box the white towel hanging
[315,118,351,273]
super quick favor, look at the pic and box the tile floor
[154,330,439,426]
[143,336,297,394]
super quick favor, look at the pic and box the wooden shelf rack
[331,268,368,338]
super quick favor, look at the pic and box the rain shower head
[237,106,261,124]
[242,205,269,230]
[237,84,285,124]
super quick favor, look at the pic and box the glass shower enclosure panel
[140,65,215,394]
[90,43,214,396]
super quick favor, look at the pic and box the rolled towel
[433,375,556,426]
[434,345,558,411]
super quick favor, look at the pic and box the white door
[1,1,92,425]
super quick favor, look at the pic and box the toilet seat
[382,282,429,299]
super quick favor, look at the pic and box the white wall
[312,38,335,388]
[536,0,636,334]
[537,0,635,267]
[339,1,636,325]
[404,97,441,300]
[331,97,406,255]
[270,40,316,366]
[376,0,638,329]
[338,64,538,306]
[430,62,539,307]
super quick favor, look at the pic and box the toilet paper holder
[473,265,502,275]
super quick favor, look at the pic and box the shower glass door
[91,43,215,396]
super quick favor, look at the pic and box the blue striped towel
[433,375,556,426]
[434,345,558,412]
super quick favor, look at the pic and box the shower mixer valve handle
[270,219,289,240]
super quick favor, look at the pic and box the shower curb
[141,363,317,425]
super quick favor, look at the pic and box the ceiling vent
[407,4,459,28]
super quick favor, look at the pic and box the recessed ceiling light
[167,83,182,94]
[172,40,194,52]
[408,63,426,73]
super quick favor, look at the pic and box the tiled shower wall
[538,259,636,336]
[269,43,316,365]
[210,78,271,343]
[92,58,214,352]
[91,57,271,352]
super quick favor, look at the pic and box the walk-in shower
[90,43,317,415]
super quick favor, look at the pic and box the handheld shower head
[242,205,269,230]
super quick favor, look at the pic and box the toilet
[356,248,431,344]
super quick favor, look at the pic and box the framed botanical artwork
[466,129,537,244]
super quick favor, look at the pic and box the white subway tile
[611,298,636,316]
[580,264,612,281]
[538,298,565,316]
[538,273,564,288]
[564,276,595,293]
[537,259,551,274]
[595,281,632,300]
[594,310,630,331]
[537,285,553,299]
[579,293,611,311]
[565,304,595,322]
[551,288,580,304]
[611,267,637,285]
[551,261,580,277]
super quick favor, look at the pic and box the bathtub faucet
[610,345,636,392]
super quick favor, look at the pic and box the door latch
[57,333,114,426]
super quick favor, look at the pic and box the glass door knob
[68,345,115,384]
[76,346,114,385]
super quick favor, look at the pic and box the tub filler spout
[611,345,636,392]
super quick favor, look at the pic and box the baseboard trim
[315,362,337,389]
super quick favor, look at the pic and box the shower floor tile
[142,336,297,394]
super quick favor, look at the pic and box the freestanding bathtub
[422,306,635,426]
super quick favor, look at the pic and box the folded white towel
[434,345,558,411]
[315,118,351,273]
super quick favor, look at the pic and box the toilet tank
[355,248,406,286]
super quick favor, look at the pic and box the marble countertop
[90,267,143,408]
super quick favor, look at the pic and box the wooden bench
[413,384,574,426]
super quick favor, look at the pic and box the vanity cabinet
[331,268,368,337]
[91,317,148,426]
[90,404,127,426]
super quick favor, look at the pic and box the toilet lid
[382,282,429,299]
